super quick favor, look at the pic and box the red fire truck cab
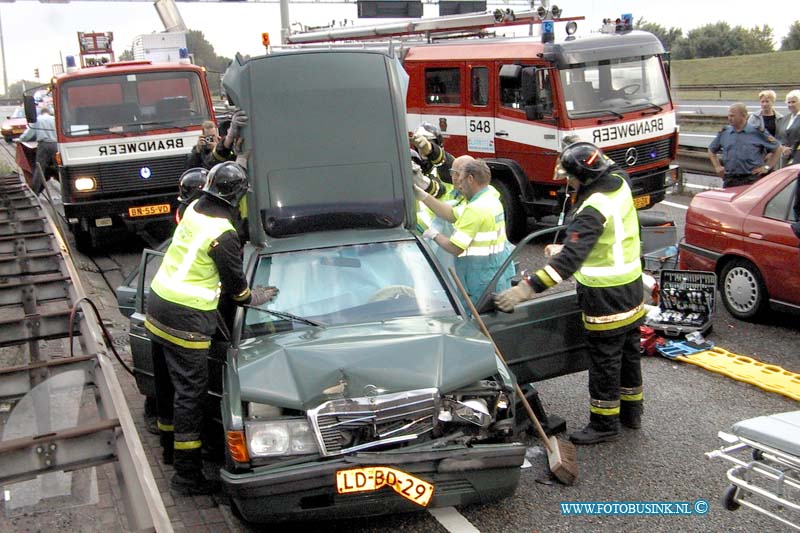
[403,29,680,240]
[23,60,215,250]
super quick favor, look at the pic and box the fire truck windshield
[58,70,211,137]
[558,55,669,118]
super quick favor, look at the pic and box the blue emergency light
[66,55,76,68]
[542,19,554,43]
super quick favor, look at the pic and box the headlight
[74,177,96,191]
[245,418,318,457]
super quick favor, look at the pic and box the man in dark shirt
[709,103,781,188]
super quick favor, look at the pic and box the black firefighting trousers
[152,339,209,471]
[586,325,643,431]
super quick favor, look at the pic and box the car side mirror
[23,96,37,124]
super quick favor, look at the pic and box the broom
[448,267,578,486]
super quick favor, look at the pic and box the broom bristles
[546,435,578,486]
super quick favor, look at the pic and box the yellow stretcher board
[676,347,800,402]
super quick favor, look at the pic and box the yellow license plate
[633,195,651,209]
[128,204,171,217]
[336,466,434,507]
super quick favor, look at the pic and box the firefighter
[495,142,645,444]
[411,122,454,190]
[176,167,208,222]
[146,161,278,495]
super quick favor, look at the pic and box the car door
[117,249,165,399]
[473,227,590,383]
[744,174,800,306]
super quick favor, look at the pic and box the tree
[635,18,683,52]
[186,30,232,97]
[118,49,134,61]
[781,21,800,51]
[6,80,45,99]
[678,22,775,59]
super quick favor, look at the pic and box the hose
[68,296,135,376]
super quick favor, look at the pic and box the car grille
[604,137,673,169]
[62,155,186,196]
[307,388,438,457]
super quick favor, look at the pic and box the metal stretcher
[706,411,800,530]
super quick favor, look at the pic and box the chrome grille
[62,155,186,196]
[308,388,438,456]
[604,137,673,169]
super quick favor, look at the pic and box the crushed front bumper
[223,442,525,523]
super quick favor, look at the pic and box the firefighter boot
[569,414,620,445]
[170,449,220,496]
[620,401,643,429]
[159,429,174,465]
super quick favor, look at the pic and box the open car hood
[236,316,500,410]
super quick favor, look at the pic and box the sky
[0,0,795,92]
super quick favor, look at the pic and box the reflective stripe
[174,440,202,450]
[535,268,557,288]
[145,319,211,350]
[620,385,643,395]
[579,259,641,277]
[157,421,174,432]
[584,304,646,331]
[591,398,620,409]
[621,392,644,402]
[584,302,645,324]
[544,265,563,284]
[590,405,620,416]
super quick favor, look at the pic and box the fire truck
[21,55,215,250]
[288,9,680,241]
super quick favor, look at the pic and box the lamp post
[0,9,7,96]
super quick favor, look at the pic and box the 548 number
[468,119,491,134]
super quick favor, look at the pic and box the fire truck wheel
[73,225,96,253]
[493,180,526,243]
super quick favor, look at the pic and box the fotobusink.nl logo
[560,499,710,516]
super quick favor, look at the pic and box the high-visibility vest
[573,177,642,288]
[150,202,236,311]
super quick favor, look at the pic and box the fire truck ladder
[285,7,583,45]
[0,174,170,531]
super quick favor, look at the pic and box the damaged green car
[117,49,589,522]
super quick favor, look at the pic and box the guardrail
[678,83,797,98]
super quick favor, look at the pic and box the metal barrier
[0,174,171,531]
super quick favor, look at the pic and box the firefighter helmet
[559,142,611,184]
[415,122,444,147]
[178,167,208,205]
[203,162,249,207]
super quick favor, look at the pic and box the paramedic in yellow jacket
[415,155,513,303]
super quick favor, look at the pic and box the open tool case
[645,270,716,337]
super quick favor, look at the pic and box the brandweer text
[98,138,184,156]
[592,118,664,144]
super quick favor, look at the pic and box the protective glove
[422,228,439,240]
[412,132,433,156]
[412,163,431,191]
[249,285,279,306]
[494,282,534,312]
[413,184,427,201]
[226,110,249,143]
[544,244,564,257]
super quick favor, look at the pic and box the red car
[1,107,28,143]
[679,166,800,320]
